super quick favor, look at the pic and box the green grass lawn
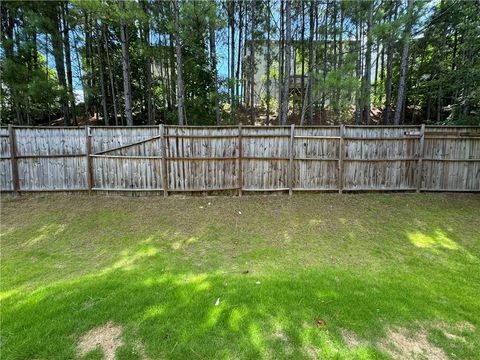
[1,193,479,360]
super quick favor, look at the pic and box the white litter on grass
[208,202,212,206]
[199,206,204,209]
[255,281,261,285]
[215,298,220,306]
[238,211,242,215]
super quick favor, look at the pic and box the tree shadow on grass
[2,237,479,360]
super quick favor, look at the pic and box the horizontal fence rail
[0,125,479,194]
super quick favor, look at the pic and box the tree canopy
[1,0,479,126]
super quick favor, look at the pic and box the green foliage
[1,0,479,125]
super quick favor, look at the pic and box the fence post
[289,124,295,195]
[85,126,93,192]
[238,124,243,196]
[416,124,425,192]
[160,124,169,197]
[338,124,344,194]
[8,125,19,195]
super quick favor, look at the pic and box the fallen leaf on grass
[316,319,327,328]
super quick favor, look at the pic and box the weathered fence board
[0,125,478,194]
[0,127,13,191]
[11,127,87,191]
[293,126,339,190]
[242,127,290,191]
[343,126,420,190]
[165,126,239,191]
[90,126,159,153]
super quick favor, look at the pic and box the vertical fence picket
[160,124,168,197]
[338,124,344,193]
[238,125,243,196]
[289,124,295,195]
[86,126,93,192]
[416,124,425,192]
[8,125,19,195]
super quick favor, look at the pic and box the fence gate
[89,126,165,193]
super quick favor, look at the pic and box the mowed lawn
[1,193,479,360]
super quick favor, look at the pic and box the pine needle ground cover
[1,193,479,360]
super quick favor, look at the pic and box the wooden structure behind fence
[1,125,479,194]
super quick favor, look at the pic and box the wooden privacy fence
[1,125,479,194]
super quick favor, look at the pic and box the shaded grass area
[1,193,479,359]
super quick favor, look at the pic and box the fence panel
[343,126,421,190]
[14,127,87,191]
[241,126,290,191]
[0,127,13,191]
[165,126,239,191]
[421,126,480,191]
[293,126,340,190]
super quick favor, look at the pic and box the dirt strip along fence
[0,125,479,194]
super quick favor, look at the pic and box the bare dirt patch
[433,320,476,344]
[380,327,448,360]
[77,322,123,360]
[455,321,475,333]
[341,328,361,348]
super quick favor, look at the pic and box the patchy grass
[1,193,479,360]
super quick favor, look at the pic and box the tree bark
[62,3,76,125]
[96,23,109,125]
[363,2,373,125]
[103,25,118,125]
[236,2,243,107]
[230,1,235,106]
[393,0,414,125]
[51,3,70,125]
[278,0,284,123]
[142,1,153,124]
[120,1,133,126]
[249,0,255,124]
[209,2,221,125]
[281,0,291,125]
[173,0,186,125]
[265,0,271,125]
[301,0,315,126]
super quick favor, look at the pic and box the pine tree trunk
[103,25,119,125]
[120,1,133,126]
[393,0,414,125]
[302,0,315,126]
[236,2,243,107]
[52,3,70,125]
[265,0,271,125]
[230,1,235,107]
[300,3,305,117]
[354,19,362,125]
[142,1,153,124]
[363,2,373,125]
[281,0,291,125]
[62,3,76,125]
[278,0,284,123]
[96,23,109,125]
[321,0,329,117]
[173,0,186,125]
[209,3,221,125]
[249,0,256,124]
